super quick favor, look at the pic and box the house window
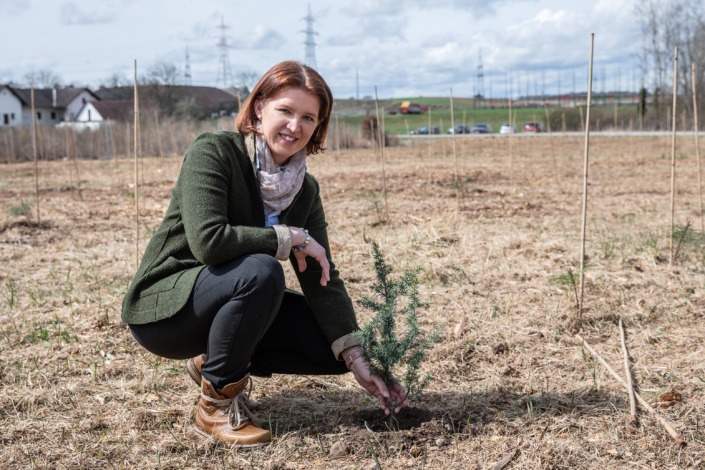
[3,114,8,125]
[51,111,56,120]
[82,98,87,104]
[37,112,42,120]
[88,110,92,121]
[11,113,15,120]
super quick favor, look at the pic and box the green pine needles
[354,243,437,407]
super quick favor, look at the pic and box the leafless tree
[636,0,705,122]
[21,69,63,88]
[237,70,260,91]
[99,71,131,88]
[144,61,181,86]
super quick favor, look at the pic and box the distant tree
[22,69,63,88]
[237,70,260,91]
[144,61,181,86]
[638,86,648,119]
[100,71,131,88]
[636,0,705,117]
[141,61,181,116]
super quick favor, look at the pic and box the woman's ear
[254,99,263,120]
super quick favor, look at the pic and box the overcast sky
[1,0,645,99]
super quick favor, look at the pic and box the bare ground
[1,134,704,469]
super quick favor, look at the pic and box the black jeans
[130,254,348,390]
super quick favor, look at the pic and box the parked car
[499,123,516,134]
[470,123,493,134]
[447,124,471,135]
[523,121,544,133]
[409,126,441,135]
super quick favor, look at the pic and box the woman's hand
[343,346,410,415]
[289,227,330,286]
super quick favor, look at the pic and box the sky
[0,0,645,99]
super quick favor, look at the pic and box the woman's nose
[287,118,300,133]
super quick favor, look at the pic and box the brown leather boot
[194,375,271,447]
[187,355,259,408]
[186,354,207,386]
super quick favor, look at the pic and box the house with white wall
[0,85,98,127]
[73,100,133,130]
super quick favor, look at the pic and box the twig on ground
[304,376,344,390]
[576,334,686,446]
[672,219,692,264]
[491,448,518,470]
[619,318,638,425]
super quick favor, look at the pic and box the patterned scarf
[252,131,307,213]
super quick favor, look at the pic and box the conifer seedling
[354,243,437,419]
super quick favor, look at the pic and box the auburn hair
[235,61,333,155]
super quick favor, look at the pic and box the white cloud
[4,0,29,15]
[247,24,286,50]
[60,2,115,26]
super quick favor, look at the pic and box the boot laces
[227,376,257,429]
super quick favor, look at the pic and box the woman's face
[255,87,321,165]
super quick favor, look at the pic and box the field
[1,133,704,468]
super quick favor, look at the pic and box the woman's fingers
[293,237,330,286]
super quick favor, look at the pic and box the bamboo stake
[577,33,595,328]
[576,334,686,446]
[335,113,340,159]
[70,127,83,200]
[449,88,460,208]
[692,63,703,232]
[373,86,389,223]
[31,88,40,224]
[9,127,15,164]
[154,110,164,157]
[133,60,140,269]
[669,47,678,265]
[619,318,638,425]
[508,96,514,192]
[64,126,73,187]
[427,105,432,159]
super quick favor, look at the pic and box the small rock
[329,440,349,458]
[435,437,449,446]
[409,444,422,457]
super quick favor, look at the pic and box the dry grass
[1,134,704,469]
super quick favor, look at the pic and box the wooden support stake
[133,60,140,270]
[373,86,389,223]
[576,334,686,446]
[619,318,638,425]
[449,88,460,208]
[31,88,40,224]
[692,63,704,233]
[669,47,678,265]
[578,33,595,328]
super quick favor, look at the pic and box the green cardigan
[121,131,358,347]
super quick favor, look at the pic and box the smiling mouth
[280,133,297,143]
